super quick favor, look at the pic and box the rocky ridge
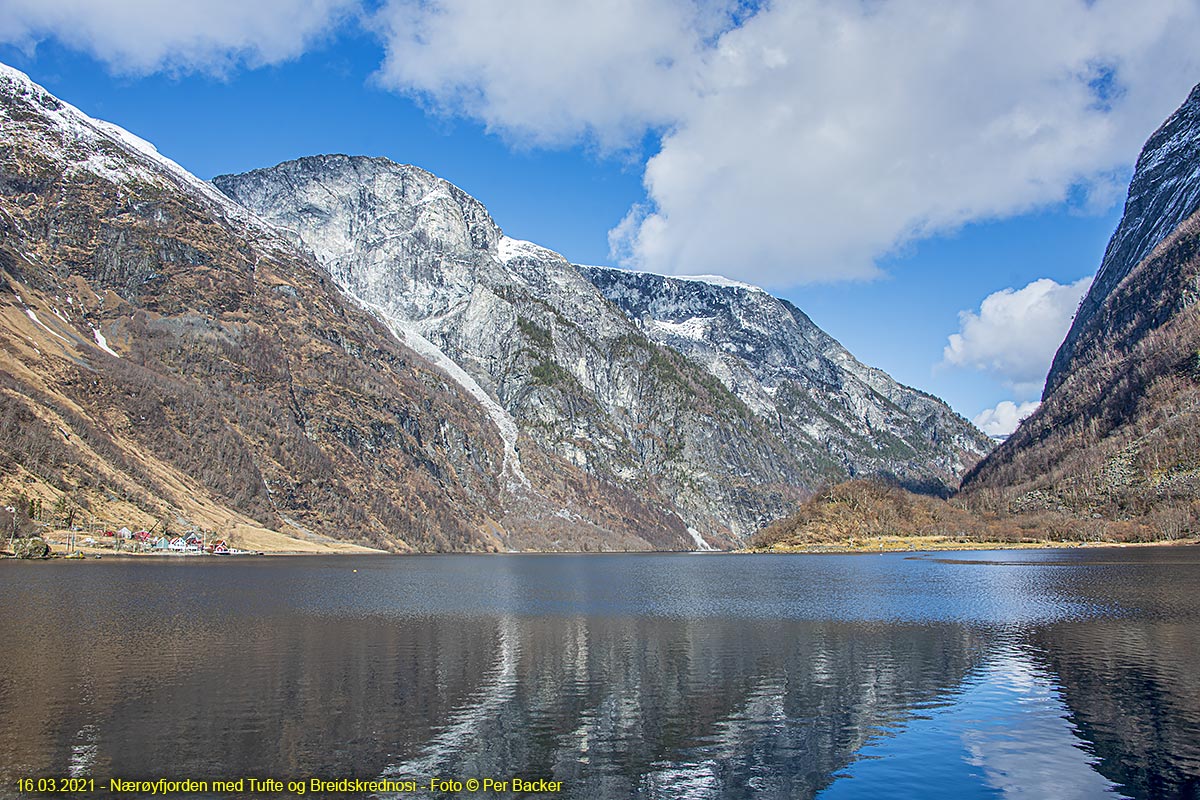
[216,156,991,543]
[0,62,517,550]
[1047,81,1200,396]
[0,62,994,550]
[579,266,993,494]
[0,63,699,551]
[215,156,813,544]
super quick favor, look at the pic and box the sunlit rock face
[0,57,991,550]
[216,156,990,545]
[580,266,994,494]
[217,156,812,545]
[0,64,509,551]
[1047,82,1200,397]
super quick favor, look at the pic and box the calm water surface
[1,548,1198,799]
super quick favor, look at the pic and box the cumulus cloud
[973,400,1040,438]
[943,276,1092,395]
[371,0,730,149]
[11,1,1200,285]
[0,0,355,75]
[370,0,1200,285]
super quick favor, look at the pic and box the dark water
[1,548,1198,799]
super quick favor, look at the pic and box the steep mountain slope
[579,267,992,494]
[1046,81,1200,397]
[0,63,994,550]
[215,156,990,543]
[0,63,520,551]
[2,65,722,552]
[215,156,817,544]
[963,82,1200,530]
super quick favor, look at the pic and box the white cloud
[973,400,1040,438]
[0,0,355,75]
[370,0,1200,286]
[371,0,730,149]
[943,276,1092,395]
[11,1,1200,286]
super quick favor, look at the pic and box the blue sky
[3,1,1198,432]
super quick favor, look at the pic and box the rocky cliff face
[215,156,814,545]
[216,156,991,544]
[6,64,804,551]
[1046,82,1200,397]
[963,82,1200,526]
[580,267,993,494]
[0,63,514,551]
[0,63,994,550]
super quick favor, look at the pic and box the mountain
[0,63,516,551]
[962,82,1200,530]
[214,156,990,538]
[4,64,783,552]
[0,63,990,550]
[214,156,820,546]
[578,267,993,494]
[1046,82,1200,397]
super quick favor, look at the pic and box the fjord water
[1,550,1197,799]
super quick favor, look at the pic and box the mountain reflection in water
[0,549,1196,799]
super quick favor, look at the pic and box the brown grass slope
[0,75,534,551]
[748,479,1162,551]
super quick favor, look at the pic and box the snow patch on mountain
[0,63,282,247]
[91,327,119,358]
[686,526,715,551]
[673,274,765,293]
[25,309,70,343]
[497,235,560,263]
[648,316,712,341]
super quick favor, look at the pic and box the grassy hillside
[748,479,1195,552]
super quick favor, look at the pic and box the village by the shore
[0,494,389,559]
[3,524,261,559]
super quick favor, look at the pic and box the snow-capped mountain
[0,60,992,550]
[0,63,510,550]
[215,156,813,544]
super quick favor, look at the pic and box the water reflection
[818,639,1125,799]
[377,617,984,799]
[1032,620,1200,798]
[0,549,1196,799]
